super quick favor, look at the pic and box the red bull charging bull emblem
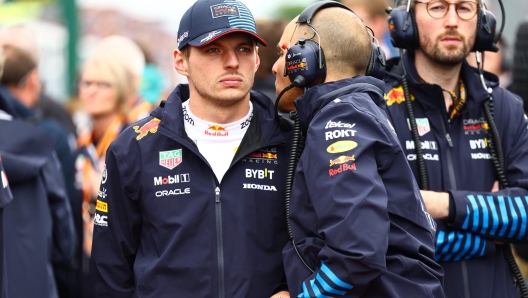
[384,85,415,106]
[205,125,228,136]
[134,118,161,140]
[329,155,355,166]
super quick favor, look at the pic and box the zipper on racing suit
[214,185,225,298]
[440,116,471,298]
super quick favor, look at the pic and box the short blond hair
[82,56,135,114]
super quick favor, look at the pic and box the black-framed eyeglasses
[415,0,478,20]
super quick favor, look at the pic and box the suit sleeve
[91,144,142,297]
[448,94,528,244]
[42,153,76,264]
[296,101,392,297]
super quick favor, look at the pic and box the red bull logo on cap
[385,85,415,106]
[134,118,161,140]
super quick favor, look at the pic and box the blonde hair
[82,55,135,114]
[90,35,145,79]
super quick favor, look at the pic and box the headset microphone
[274,75,306,130]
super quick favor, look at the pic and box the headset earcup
[471,7,498,52]
[388,6,419,50]
[285,39,326,88]
[366,43,386,80]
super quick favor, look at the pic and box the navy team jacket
[383,51,528,298]
[284,76,444,297]
[91,85,290,297]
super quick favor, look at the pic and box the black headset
[282,0,386,88]
[387,0,499,52]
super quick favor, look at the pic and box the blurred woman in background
[74,35,143,298]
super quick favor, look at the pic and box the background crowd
[0,0,528,297]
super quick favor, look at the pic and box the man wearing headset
[91,0,290,297]
[273,2,444,297]
[383,0,528,297]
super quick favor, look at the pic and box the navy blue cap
[177,0,268,50]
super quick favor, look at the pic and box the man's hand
[271,291,290,298]
[420,190,449,219]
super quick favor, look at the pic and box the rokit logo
[156,188,191,197]
[243,184,277,191]
[325,129,357,141]
[245,168,274,179]
[154,174,190,185]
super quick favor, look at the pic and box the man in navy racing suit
[91,0,290,297]
[272,3,444,297]
[383,0,528,297]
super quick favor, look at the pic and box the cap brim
[188,28,268,48]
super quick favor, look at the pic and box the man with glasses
[383,0,528,297]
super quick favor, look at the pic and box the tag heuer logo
[407,118,430,136]
[159,149,182,170]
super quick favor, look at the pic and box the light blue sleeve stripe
[455,233,472,261]
[462,205,470,230]
[302,281,310,298]
[310,279,332,298]
[435,230,446,261]
[487,195,499,236]
[438,231,455,262]
[467,195,480,232]
[436,230,445,250]
[479,239,486,257]
[315,273,346,295]
[320,261,353,289]
[477,195,489,234]
[443,232,464,262]
[498,196,509,237]
[514,196,527,239]
[508,197,519,239]
[297,294,304,298]
[468,234,481,259]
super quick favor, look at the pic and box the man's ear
[255,46,260,73]
[26,69,40,91]
[174,50,189,77]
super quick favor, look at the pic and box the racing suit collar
[152,84,285,147]
[294,76,386,134]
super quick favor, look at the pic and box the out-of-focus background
[0,0,313,103]
[0,0,523,104]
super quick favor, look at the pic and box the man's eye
[239,47,251,52]
[207,48,220,53]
